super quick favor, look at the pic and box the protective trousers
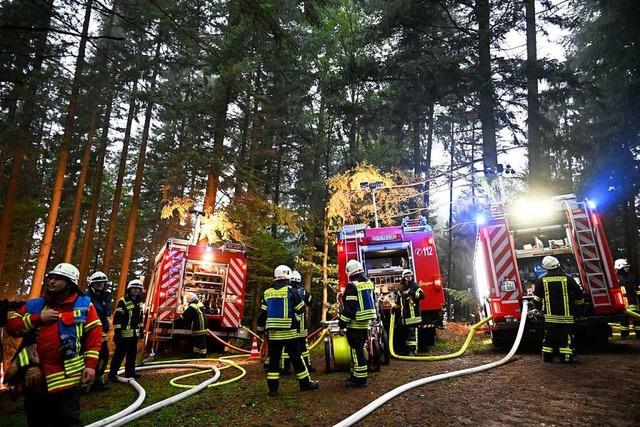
[542,322,573,363]
[266,338,310,393]
[24,387,82,427]
[346,328,368,385]
[109,338,138,378]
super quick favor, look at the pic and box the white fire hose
[86,363,221,427]
[333,302,530,427]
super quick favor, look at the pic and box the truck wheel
[324,340,332,374]
[491,330,516,348]
[368,338,381,372]
[380,327,391,365]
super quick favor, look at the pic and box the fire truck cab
[337,216,445,347]
[474,194,627,346]
[144,238,249,350]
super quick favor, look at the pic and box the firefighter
[179,292,208,358]
[84,271,112,392]
[614,258,640,338]
[391,269,425,356]
[6,263,102,427]
[338,260,376,388]
[531,256,585,363]
[281,270,315,374]
[108,279,144,381]
[257,265,319,397]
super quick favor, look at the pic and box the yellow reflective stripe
[113,325,122,329]
[268,330,298,340]
[84,350,100,359]
[18,348,29,367]
[121,330,134,337]
[345,296,358,301]
[267,372,279,380]
[47,375,82,393]
[23,313,34,330]
[545,314,573,323]
[63,356,85,376]
[85,319,101,330]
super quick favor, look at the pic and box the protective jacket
[113,294,143,339]
[6,292,102,393]
[533,269,585,323]
[257,279,304,341]
[617,268,639,309]
[338,275,376,330]
[392,280,425,325]
[86,287,111,337]
[179,302,207,336]
[292,281,313,338]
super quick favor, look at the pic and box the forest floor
[2,324,640,426]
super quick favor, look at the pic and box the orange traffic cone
[250,337,260,359]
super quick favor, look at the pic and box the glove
[24,366,42,390]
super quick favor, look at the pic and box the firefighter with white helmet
[531,256,585,363]
[281,270,316,374]
[178,292,208,357]
[84,271,113,392]
[108,279,144,381]
[257,264,319,397]
[6,262,102,426]
[614,258,639,338]
[391,269,425,356]
[339,259,376,387]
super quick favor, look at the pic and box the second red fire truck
[337,216,446,348]
[474,194,627,346]
[144,238,249,353]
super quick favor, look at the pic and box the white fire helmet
[614,259,630,270]
[274,265,292,280]
[46,263,80,286]
[346,259,364,277]
[291,270,302,283]
[541,256,560,270]
[402,269,413,278]
[88,271,108,285]
[127,279,144,290]
[184,292,199,303]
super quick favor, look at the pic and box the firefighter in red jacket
[179,292,208,358]
[391,269,425,356]
[108,279,144,380]
[6,262,102,427]
[532,256,585,363]
[615,258,640,338]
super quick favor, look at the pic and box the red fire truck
[144,238,248,351]
[337,216,446,347]
[474,194,627,346]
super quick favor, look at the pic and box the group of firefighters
[3,263,146,426]
[2,251,639,423]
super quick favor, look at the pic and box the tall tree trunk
[475,0,497,178]
[116,41,161,302]
[203,82,231,214]
[79,94,113,282]
[102,80,137,275]
[29,0,93,298]
[525,0,542,190]
[0,0,53,278]
[423,102,435,211]
[64,100,99,262]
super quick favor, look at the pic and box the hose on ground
[389,312,493,361]
[333,301,529,427]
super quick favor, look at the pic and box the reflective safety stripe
[17,348,29,367]
[63,356,85,376]
[268,330,299,340]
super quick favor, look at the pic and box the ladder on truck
[154,242,187,340]
[341,224,367,262]
[565,201,612,309]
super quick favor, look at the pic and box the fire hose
[389,312,493,361]
[333,301,530,427]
